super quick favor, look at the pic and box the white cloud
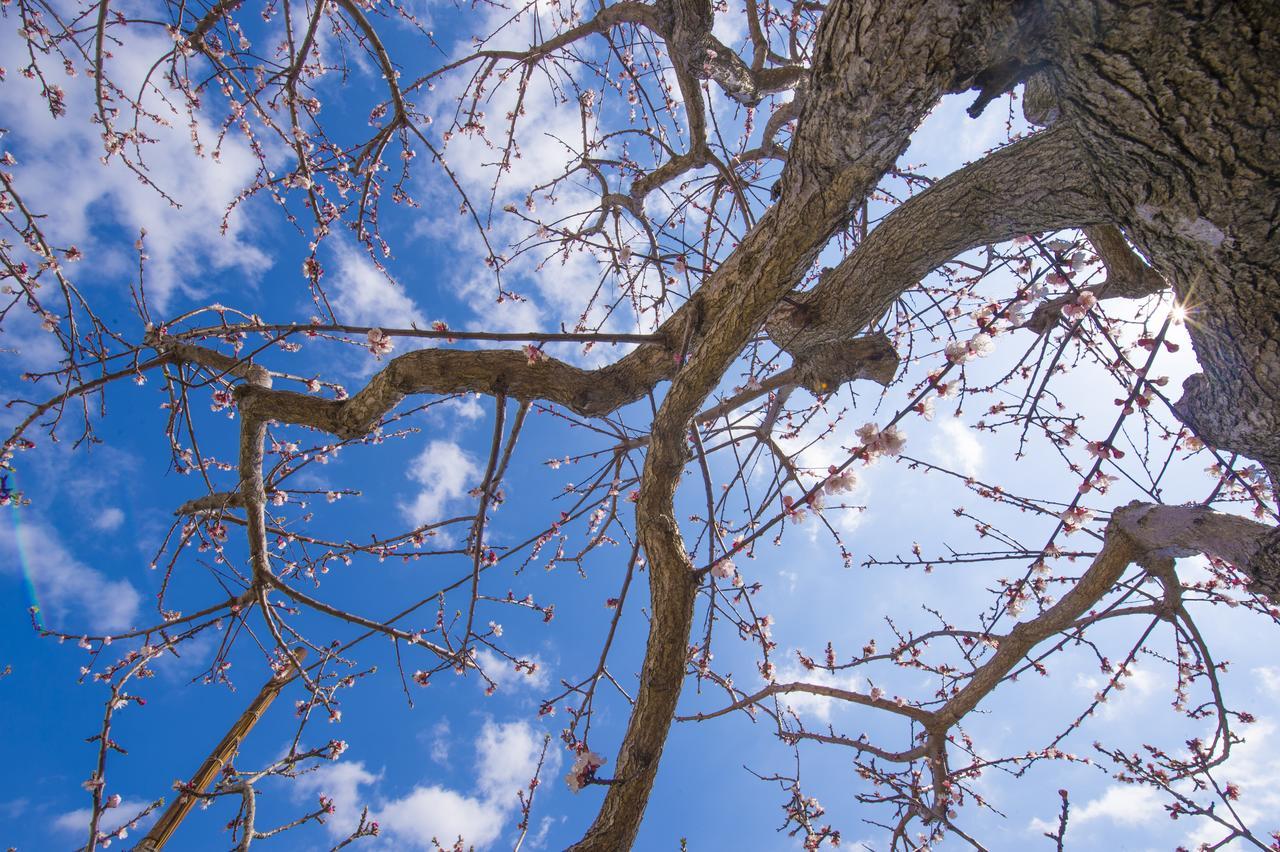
[377,721,556,848]
[412,12,651,354]
[446,395,486,421]
[401,440,482,527]
[0,308,70,376]
[292,760,381,839]
[525,816,555,849]
[0,515,140,632]
[0,798,29,820]
[92,507,126,532]
[1070,785,1162,826]
[474,719,552,801]
[908,93,1023,178]
[329,241,426,327]
[1026,814,1057,835]
[52,798,154,836]
[425,718,452,765]
[769,662,861,724]
[1253,666,1280,700]
[765,400,871,535]
[1072,663,1162,720]
[475,647,550,693]
[930,417,985,477]
[377,785,506,849]
[0,29,270,311]
[710,6,747,47]
[1182,718,1280,849]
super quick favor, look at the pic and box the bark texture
[769,125,1105,354]
[1039,0,1280,475]
[1111,501,1280,602]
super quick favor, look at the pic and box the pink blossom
[1061,290,1097,320]
[1059,506,1094,532]
[782,494,808,523]
[856,422,906,458]
[1086,441,1124,460]
[565,749,606,793]
[968,332,995,358]
[824,468,856,495]
[366,328,393,356]
[431,320,456,343]
[944,340,970,363]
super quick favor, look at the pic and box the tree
[1,0,1278,848]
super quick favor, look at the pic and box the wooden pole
[136,648,307,850]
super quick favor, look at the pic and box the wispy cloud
[930,417,985,477]
[769,661,861,724]
[401,440,482,528]
[0,29,270,312]
[0,514,140,632]
[329,241,426,327]
[52,798,155,837]
[475,647,550,693]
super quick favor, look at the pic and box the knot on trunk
[1111,500,1280,606]
[1247,526,1280,602]
[1174,372,1280,473]
[765,294,899,393]
[790,333,899,395]
[1021,70,1059,127]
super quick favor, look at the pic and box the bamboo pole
[136,648,307,850]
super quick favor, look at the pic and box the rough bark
[1111,501,1280,603]
[768,125,1105,354]
[206,330,896,441]
[576,3,1280,842]
[658,0,804,107]
[1038,0,1280,476]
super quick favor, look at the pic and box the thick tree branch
[769,125,1104,355]
[170,330,894,443]
[932,526,1138,728]
[1109,502,1280,604]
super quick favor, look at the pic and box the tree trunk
[1040,0,1280,477]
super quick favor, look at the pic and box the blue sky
[1,2,1278,850]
